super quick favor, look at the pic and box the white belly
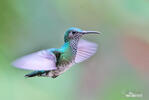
[47,63,74,77]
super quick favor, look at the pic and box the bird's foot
[52,75,58,78]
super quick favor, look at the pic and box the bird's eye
[72,31,76,34]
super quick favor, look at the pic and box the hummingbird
[12,27,100,78]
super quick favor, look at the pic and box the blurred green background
[0,0,149,100]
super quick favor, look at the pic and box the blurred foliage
[0,0,149,100]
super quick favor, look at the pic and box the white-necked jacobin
[12,27,100,78]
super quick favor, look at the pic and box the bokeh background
[0,0,149,100]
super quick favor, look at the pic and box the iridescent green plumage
[25,30,79,78]
[13,27,100,78]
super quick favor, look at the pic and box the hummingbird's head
[64,27,100,42]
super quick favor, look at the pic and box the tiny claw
[52,75,58,78]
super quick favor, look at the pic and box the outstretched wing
[12,50,57,71]
[75,39,98,63]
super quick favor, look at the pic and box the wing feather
[75,39,98,63]
[12,50,57,71]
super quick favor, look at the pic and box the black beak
[81,31,101,35]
